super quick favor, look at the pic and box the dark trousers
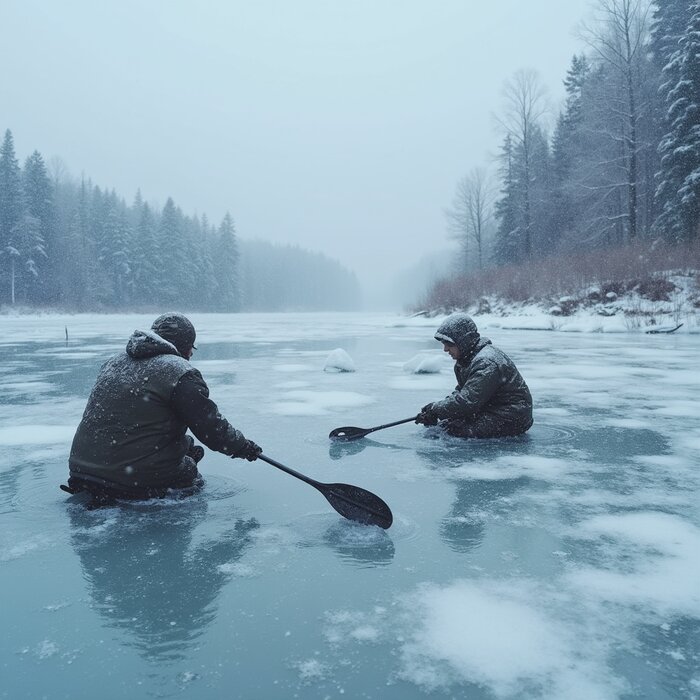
[441,413,532,439]
[63,438,204,507]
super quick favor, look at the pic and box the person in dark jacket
[415,313,533,438]
[63,312,262,506]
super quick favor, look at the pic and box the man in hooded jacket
[63,312,262,506]
[415,313,533,438]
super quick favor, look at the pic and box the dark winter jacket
[431,314,533,428]
[69,330,249,491]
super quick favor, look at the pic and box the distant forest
[0,133,361,312]
[433,0,700,308]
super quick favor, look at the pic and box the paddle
[329,416,419,442]
[258,453,393,529]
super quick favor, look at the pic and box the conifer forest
[0,133,361,312]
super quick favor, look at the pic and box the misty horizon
[2,0,592,307]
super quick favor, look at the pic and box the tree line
[445,0,699,276]
[0,131,360,312]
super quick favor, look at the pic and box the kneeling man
[64,312,261,506]
[415,313,533,438]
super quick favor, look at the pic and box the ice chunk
[324,348,355,373]
[403,353,443,374]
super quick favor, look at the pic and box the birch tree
[445,167,495,271]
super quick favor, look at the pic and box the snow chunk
[403,353,444,374]
[323,348,355,373]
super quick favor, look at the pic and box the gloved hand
[415,403,439,426]
[240,439,262,461]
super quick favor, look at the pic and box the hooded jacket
[431,314,533,427]
[69,330,249,490]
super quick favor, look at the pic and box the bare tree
[495,69,549,259]
[578,0,653,242]
[445,167,495,271]
[47,156,71,188]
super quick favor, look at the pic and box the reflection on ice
[322,521,395,567]
[440,478,529,553]
[69,500,259,661]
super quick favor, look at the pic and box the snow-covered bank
[409,271,699,334]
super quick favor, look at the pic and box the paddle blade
[320,482,393,529]
[328,426,368,441]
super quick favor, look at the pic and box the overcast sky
[2,1,591,307]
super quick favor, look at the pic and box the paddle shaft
[259,454,317,487]
[363,416,418,435]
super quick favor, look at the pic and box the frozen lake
[2,312,699,700]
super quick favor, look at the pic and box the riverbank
[412,271,699,334]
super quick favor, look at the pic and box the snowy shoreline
[410,271,699,334]
[405,308,698,335]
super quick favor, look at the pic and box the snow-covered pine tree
[213,212,240,312]
[493,135,522,265]
[0,130,24,304]
[131,202,160,303]
[158,197,190,306]
[23,150,56,304]
[62,179,94,309]
[529,124,555,255]
[655,0,700,242]
[550,55,590,248]
[197,214,218,309]
[101,193,132,306]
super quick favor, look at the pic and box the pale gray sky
[2,1,591,306]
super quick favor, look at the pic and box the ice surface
[1,312,698,700]
[568,512,700,617]
[0,425,74,446]
[271,390,374,415]
[397,580,619,699]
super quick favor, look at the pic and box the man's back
[69,330,192,490]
